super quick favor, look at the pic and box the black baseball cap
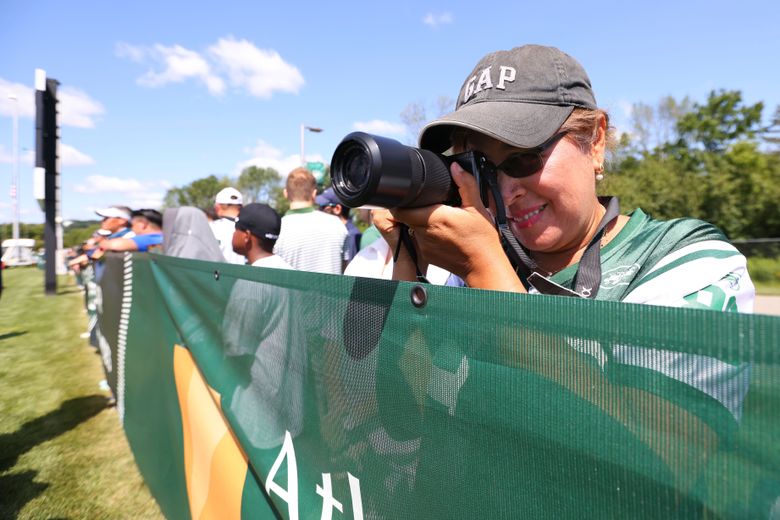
[235,203,281,240]
[420,44,597,153]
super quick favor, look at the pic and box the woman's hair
[558,107,614,155]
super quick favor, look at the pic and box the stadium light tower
[300,124,323,165]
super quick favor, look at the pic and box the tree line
[600,90,780,240]
[162,166,293,215]
[158,90,780,243]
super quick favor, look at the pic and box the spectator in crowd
[162,207,225,262]
[210,187,246,265]
[315,187,362,263]
[373,44,754,491]
[378,44,754,309]
[232,203,292,269]
[100,209,163,252]
[274,168,347,274]
[88,206,137,278]
[223,203,303,450]
[95,206,134,239]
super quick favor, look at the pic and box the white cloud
[71,175,168,209]
[237,139,319,177]
[115,42,145,63]
[73,175,150,193]
[0,144,34,165]
[0,79,35,119]
[423,12,454,28]
[0,143,93,167]
[0,78,104,128]
[58,87,105,128]
[116,37,303,99]
[116,42,226,95]
[208,37,304,98]
[353,119,406,136]
[60,144,96,166]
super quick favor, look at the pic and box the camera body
[330,132,493,209]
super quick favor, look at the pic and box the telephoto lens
[330,132,457,208]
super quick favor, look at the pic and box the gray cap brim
[419,102,574,153]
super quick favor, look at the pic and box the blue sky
[2,0,779,223]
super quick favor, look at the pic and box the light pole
[300,124,323,166]
[9,95,19,243]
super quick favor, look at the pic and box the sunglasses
[495,132,568,179]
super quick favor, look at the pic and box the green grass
[748,256,780,295]
[0,267,162,519]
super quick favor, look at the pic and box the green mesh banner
[98,252,780,519]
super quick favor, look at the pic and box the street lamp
[300,124,323,166]
[9,95,19,243]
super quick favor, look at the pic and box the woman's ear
[591,113,607,171]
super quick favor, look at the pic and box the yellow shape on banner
[173,344,248,520]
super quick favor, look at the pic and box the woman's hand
[390,162,525,292]
[372,208,426,282]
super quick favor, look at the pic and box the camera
[330,132,492,209]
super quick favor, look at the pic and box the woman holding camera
[377,44,754,310]
[372,45,756,507]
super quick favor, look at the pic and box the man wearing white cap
[95,205,135,239]
[73,206,136,279]
[210,187,246,265]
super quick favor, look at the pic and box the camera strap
[483,173,620,299]
[393,223,430,283]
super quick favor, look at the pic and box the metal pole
[300,124,323,166]
[9,95,19,243]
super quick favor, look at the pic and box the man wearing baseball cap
[95,205,134,239]
[69,205,136,277]
[210,187,246,265]
[232,203,292,269]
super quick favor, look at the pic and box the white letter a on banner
[265,431,299,520]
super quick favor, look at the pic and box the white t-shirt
[252,254,293,270]
[344,237,451,285]
[209,217,245,265]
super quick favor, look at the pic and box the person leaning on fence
[99,209,163,253]
[379,44,755,307]
[374,44,756,494]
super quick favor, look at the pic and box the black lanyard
[520,197,620,298]
[480,171,620,298]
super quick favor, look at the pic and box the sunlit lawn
[0,267,161,519]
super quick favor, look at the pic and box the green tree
[163,175,232,210]
[64,223,101,248]
[676,90,764,153]
[236,166,282,205]
[628,96,692,153]
[606,90,780,240]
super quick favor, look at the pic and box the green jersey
[529,208,755,437]
[537,208,754,312]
